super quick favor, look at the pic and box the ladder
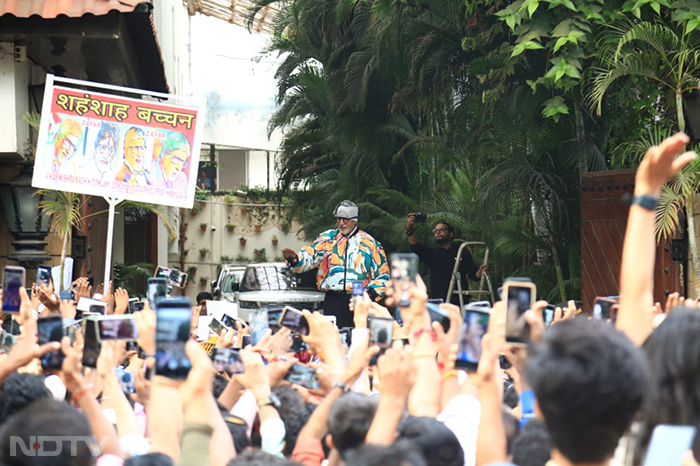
[446,241,495,309]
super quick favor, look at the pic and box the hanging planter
[255,224,262,232]
[199,276,209,287]
[271,235,278,246]
[239,237,247,247]
[199,248,210,259]
[226,224,236,233]
[198,201,206,209]
[199,223,207,232]
[187,266,198,278]
[240,207,248,216]
[190,209,198,217]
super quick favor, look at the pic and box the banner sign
[32,76,205,208]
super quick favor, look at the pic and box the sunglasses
[432,228,449,234]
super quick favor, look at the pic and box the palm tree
[38,190,85,289]
[589,21,700,294]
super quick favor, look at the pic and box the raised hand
[635,132,696,196]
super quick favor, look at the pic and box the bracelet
[442,369,459,381]
[333,381,352,393]
[405,228,414,236]
[71,386,91,405]
[412,352,436,360]
[141,352,156,358]
[411,328,437,342]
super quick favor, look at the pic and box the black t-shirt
[410,242,479,304]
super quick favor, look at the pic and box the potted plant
[222,193,236,204]
[225,223,236,233]
[239,236,247,247]
[240,207,248,216]
[235,254,250,262]
[271,235,278,246]
[187,266,197,278]
[255,224,262,232]
[199,223,207,232]
[199,276,209,287]
[253,248,267,262]
[221,255,232,263]
[199,248,210,259]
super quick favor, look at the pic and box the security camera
[211,225,217,232]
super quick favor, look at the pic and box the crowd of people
[0,132,699,466]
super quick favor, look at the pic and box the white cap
[44,375,66,401]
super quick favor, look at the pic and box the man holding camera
[406,213,488,305]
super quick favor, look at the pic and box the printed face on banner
[32,80,205,208]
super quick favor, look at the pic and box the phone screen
[279,307,310,335]
[59,290,75,301]
[169,269,188,288]
[427,302,450,333]
[36,266,51,286]
[284,363,320,389]
[369,317,393,348]
[2,266,25,313]
[209,318,226,336]
[455,311,489,371]
[0,332,17,354]
[155,300,192,379]
[97,317,139,341]
[37,315,65,370]
[390,253,419,307]
[82,319,101,368]
[593,297,619,323]
[212,348,245,375]
[266,308,283,332]
[221,314,237,329]
[114,368,135,394]
[89,303,107,315]
[505,285,533,344]
[134,301,146,312]
[643,425,697,466]
[148,278,167,309]
[249,309,269,346]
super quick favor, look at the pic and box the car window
[240,266,317,292]
[221,271,244,293]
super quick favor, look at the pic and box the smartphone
[266,308,283,332]
[134,301,146,312]
[455,310,490,371]
[209,318,226,336]
[211,348,245,375]
[284,363,320,389]
[339,328,352,347]
[77,297,103,312]
[58,290,75,301]
[96,316,139,342]
[147,278,168,309]
[427,298,444,305]
[543,305,555,327]
[369,316,394,365]
[390,253,419,307]
[155,298,193,379]
[499,354,512,370]
[127,297,139,314]
[37,315,65,371]
[427,302,450,333]
[643,425,696,466]
[169,268,188,288]
[504,279,536,347]
[249,309,269,346]
[36,266,52,287]
[352,281,364,308]
[89,303,107,315]
[593,296,619,323]
[221,314,237,329]
[279,306,310,336]
[114,368,135,394]
[322,315,337,328]
[241,335,251,348]
[81,318,101,368]
[2,266,26,313]
[0,331,17,354]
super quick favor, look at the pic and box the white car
[235,263,325,321]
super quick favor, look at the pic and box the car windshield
[221,271,245,294]
[240,266,317,292]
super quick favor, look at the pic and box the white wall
[0,41,29,156]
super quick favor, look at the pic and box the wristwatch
[256,392,281,410]
[627,194,659,211]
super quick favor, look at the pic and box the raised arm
[285,231,332,273]
[618,132,696,346]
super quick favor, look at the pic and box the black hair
[272,385,314,456]
[434,221,455,235]
[634,308,700,463]
[512,419,551,466]
[217,402,250,456]
[397,416,463,466]
[0,373,51,423]
[213,373,230,399]
[327,393,378,460]
[196,292,213,304]
[345,440,427,466]
[502,405,519,455]
[0,399,94,466]
[525,319,648,464]
[124,453,174,466]
[226,448,300,465]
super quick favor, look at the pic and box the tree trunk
[686,201,700,297]
[574,101,586,173]
[677,91,686,132]
[59,230,69,290]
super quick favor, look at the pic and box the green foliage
[113,263,154,296]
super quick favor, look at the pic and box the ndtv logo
[9,436,108,457]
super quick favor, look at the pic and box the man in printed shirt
[283,200,390,328]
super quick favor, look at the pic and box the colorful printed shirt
[289,228,390,297]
